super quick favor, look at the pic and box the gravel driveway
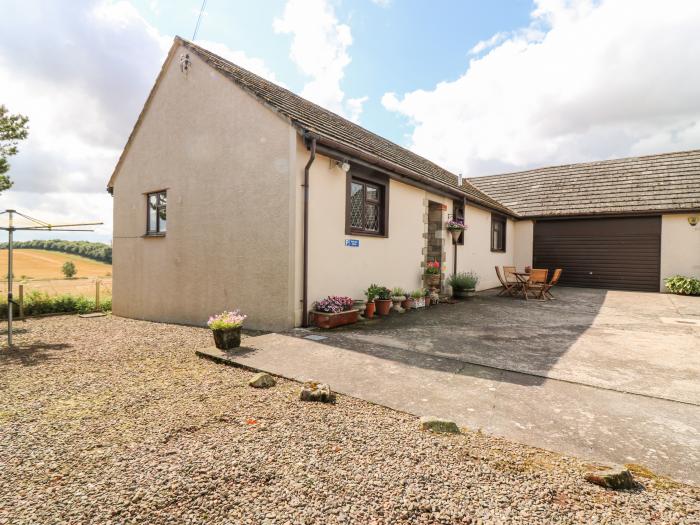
[0,315,697,524]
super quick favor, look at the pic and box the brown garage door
[533,217,661,292]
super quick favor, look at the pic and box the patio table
[511,271,531,300]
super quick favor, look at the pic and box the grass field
[0,249,111,280]
[0,249,112,300]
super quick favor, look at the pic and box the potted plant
[446,219,466,243]
[409,289,425,308]
[391,287,406,313]
[447,271,479,299]
[208,310,247,350]
[364,284,381,319]
[353,298,367,319]
[524,265,532,274]
[424,261,441,287]
[311,296,359,329]
[375,286,393,316]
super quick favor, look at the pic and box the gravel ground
[0,315,697,525]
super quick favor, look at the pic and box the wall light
[335,160,351,173]
[688,216,699,226]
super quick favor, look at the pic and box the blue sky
[1,0,700,242]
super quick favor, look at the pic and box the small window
[491,214,506,252]
[346,175,388,236]
[147,191,167,235]
[453,201,465,245]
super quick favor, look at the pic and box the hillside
[0,249,112,280]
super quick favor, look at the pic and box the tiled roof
[178,38,514,216]
[469,149,700,217]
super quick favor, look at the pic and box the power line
[192,0,208,40]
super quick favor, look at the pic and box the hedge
[0,290,112,319]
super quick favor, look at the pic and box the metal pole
[7,210,13,347]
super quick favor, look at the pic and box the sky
[1,0,700,242]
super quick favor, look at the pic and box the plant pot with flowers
[447,271,479,299]
[409,289,426,309]
[374,286,393,315]
[424,261,441,288]
[208,310,247,350]
[311,296,358,329]
[391,287,407,313]
[364,285,381,319]
[446,219,466,244]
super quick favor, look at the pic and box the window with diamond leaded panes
[346,174,387,236]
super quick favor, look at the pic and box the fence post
[95,279,100,311]
[18,283,24,319]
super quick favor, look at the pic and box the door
[533,216,661,292]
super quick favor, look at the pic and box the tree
[0,105,30,193]
[61,261,77,279]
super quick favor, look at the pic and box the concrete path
[198,332,700,486]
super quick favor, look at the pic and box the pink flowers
[425,261,441,275]
[446,219,466,231]
[314,296,354,313]
[207,310,247,330]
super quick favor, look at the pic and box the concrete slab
[317,287,700,405]
[197,333,700,486]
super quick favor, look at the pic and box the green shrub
[447,271,479,290]
[664,275,700,296]
[61,261,77,278]
[0,291,112,319]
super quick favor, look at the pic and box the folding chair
[524,268,548,300]
[495,266,517,297]
[539,268,562,300]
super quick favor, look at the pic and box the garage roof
[469,149,700,218]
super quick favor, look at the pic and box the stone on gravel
[420,416,460,434]
[299,381,334,403]
[584,463,636,490]
[248,372,276,388]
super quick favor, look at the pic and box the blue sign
[345,239,359,247]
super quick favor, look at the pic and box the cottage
[108,37,700,330]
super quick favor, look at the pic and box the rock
[419,416,460,434]
[248,373,276,388]
[584,464,636,490]
[299,381,334,403]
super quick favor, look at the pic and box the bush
[0,291,112,319]
[664,275,700,295]
[62,261,77,278]
[447,271,479,290]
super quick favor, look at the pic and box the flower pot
[311,309,359,329]
[424,273,441,287]
[449,229,462,243]
[365,301,376,319]
[453,287,475,299]
[212,326,242,350]
[410,297,426,309]
[375,299,393,316]
[401,298,411,310]
[391,296,406,313]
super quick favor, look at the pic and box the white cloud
[0,1,277,241]
[469,32,506,55]
[273,0,367,122]
[382,0,700,177]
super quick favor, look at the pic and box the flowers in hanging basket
[446,219,466,231]
[314,296,354,313]
[207,310,247,330]
[425,261,441,275]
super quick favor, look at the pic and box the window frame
[490,213,506,252]
[345,171,389,237]
[146,190,167,236]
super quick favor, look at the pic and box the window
[491,214,506,252]
[147,191,167,235]
[346,173,388,236]
[453,201,465,245]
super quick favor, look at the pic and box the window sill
[143,233,166,238]
[346,230,388,238]
[490,248,506,253]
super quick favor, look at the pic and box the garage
[533,216,661,292]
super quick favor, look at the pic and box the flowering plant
[425,261,441,275]
[314,296,354,313]
[446,219,466,231]
[207,310,247,330]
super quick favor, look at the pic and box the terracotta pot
[311,309,359,329]
[401,298,411,310]
[212,326,242,350]
[375,299,392,316]
[365,301,376,318]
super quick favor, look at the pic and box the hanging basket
[449,229,462,243]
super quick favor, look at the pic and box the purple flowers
[446,219,466,231]
[314,296,354,313]
[207,310,247,330]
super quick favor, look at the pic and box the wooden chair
[524,268,548,300]
[495,266,517,297]
[540,268,562,300]
[503,266,517,284]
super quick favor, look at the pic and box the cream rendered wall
[660,214,700,290]
[513,220,534,270]
[455,205,516,290]
[300,141,450,313]
[112,45,298,330]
